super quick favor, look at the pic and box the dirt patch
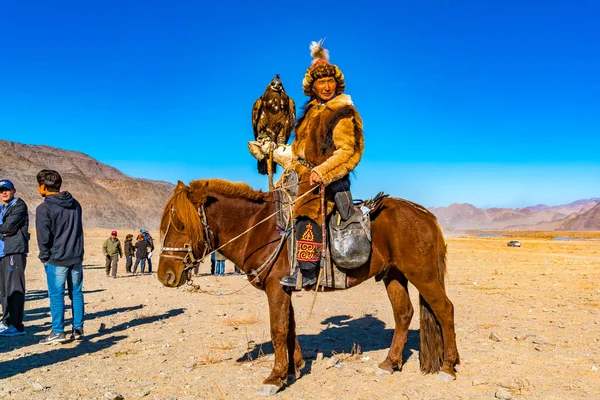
[0,230,599,399]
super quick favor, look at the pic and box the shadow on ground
[2,304,153,354]
[0,308,185,379]
[237,314,420,371]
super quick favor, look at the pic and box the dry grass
[130,306,155,321]
[196,351,223,365]
[331,342,363,362]
[224,313,259,328]
[208,340,236,351]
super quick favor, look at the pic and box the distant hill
[0,140,174,229]
[557,202,600,231]
[429,198,600,231]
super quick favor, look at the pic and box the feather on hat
[302,39,345,97]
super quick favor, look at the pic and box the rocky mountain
[0,140,174,229]
[429,198,600,231]
[557,202,600,231]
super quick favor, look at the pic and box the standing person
[123,234,134,274]
[140,229,154,273]
[102,231,122,278]
[0,179,29,337]
[132,234,147,274]
[280,40,364,288]
[215,251,226,276]
[35,170,85,344]
[210,252,216,275]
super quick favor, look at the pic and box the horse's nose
[165,271,176,286]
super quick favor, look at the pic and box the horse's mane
[189,179,266,202]
[160,179,266,254]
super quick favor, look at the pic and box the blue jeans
[216,260,225,275]
[45,263,84,333]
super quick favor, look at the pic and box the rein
[160,181,317,294]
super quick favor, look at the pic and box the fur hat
[302,39,345,97]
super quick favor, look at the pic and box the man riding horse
[279,39,364,288]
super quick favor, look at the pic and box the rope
[187,231,288,296]
[183,181,318,296]
[193,181,316,265]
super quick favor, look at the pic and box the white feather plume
[309,39,329,62]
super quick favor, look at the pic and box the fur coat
[291,94,364,223]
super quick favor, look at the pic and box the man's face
[111,235,117,240]
[313,77,337,102]
[0,188,16,204]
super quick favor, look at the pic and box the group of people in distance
[102,229,154,278]
[0,170,86,344]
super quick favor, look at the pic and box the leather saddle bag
[328,209,371,269]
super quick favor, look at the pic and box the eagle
[252,74,296,178]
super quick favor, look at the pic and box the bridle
[160,204,215,283]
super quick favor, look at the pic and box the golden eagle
[252,74,296,180]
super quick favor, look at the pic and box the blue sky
[1,0,598,208]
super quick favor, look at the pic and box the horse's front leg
[287,302,304,380]
[259,279,292,395]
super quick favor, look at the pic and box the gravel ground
[0,230,598,399]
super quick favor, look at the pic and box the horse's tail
[418,228,446,373]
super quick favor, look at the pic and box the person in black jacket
[0,179,29,337]
[123,234,135,274]
[132,234,148,274]
[140,229,154,273]
[35,170,85,345]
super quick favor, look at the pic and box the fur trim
[291,94,364,222]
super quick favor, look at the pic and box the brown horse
[157,179,459,395]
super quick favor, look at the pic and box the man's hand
[309,171,322,186]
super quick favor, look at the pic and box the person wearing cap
[123,234,135,274]
[280,39,364,288]
[102,231,123,278]
[35,169,85,344]
[0,179,30,337]
[139,229,155,273]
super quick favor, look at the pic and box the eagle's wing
[251,97,263,140]
[281,96,296,144]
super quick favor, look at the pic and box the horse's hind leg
[287,302,304,380]
[378,267,414,374]
[410,277,459,379]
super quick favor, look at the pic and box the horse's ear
[190,181,209,205]
[175,181,187,191]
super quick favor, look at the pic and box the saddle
[274,170,388,290]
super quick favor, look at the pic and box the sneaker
[71,328,84,341]
[0,323,8,333]
[0,325,26,337]
[39,331,68,345]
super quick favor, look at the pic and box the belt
[297,158,314,169]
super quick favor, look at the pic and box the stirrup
[280,269,317,287]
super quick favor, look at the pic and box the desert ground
[0,229,599,399]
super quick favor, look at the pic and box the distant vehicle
[507,240,521,247]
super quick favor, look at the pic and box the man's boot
[280,267,317,287]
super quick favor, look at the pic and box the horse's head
[157,180,210,287]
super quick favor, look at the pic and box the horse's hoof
[376,368,392,376]
[437,371,456,381]
[258,385,281,396]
